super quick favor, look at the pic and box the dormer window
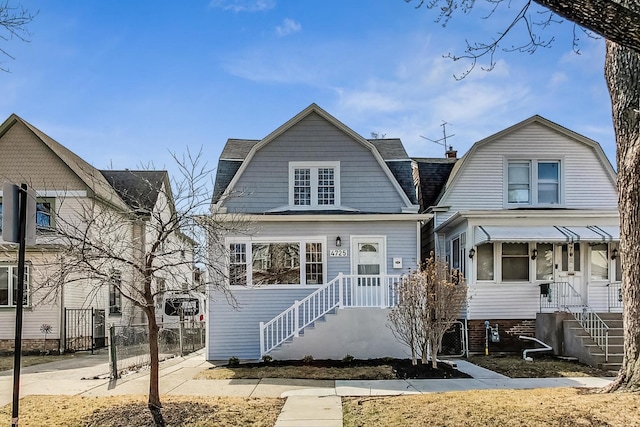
[289,162,340,208]
[507,160,561,206]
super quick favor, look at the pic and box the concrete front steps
[267,307,410,360]
[563,312,623,374]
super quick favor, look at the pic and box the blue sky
[0,1,615,176]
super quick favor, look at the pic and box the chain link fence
[109,321,205,378]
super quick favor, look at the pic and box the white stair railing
[540,281,610,362]
[259,273,403,357]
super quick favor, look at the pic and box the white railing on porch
[539,282,610,362]
[608,282,622,312]
[259,273,403,357]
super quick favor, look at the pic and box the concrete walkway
[0,351,614,427]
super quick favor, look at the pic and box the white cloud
[276,18,301,37]
[209,0,275,13]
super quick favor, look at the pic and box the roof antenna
[420,121,455,157]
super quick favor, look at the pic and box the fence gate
[438,320,467,358]
[64,308,107,352]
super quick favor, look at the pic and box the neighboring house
[208,104,430,360]
[425,115,620,358]
[0,114,194,353]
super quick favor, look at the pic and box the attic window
[289,162,340,208]
[506,160,561,207]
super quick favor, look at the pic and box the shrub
[302,355,314,364]
[342,354,355,365]
[262,355,273,363]
[227,356,240,366]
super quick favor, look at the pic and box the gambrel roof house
[424,115,621,368]
[208,104,431,360]
[0,114,195,354]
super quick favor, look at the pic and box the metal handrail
[259,273,403,357]
[539,281,610,362]
[607,282,623,312]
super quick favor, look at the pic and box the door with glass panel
[351,237,385,306]
[555,243,585,303]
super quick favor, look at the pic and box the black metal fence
[64,308,106,352]
[109,321,205,378]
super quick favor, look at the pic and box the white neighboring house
[426,115,620,359]
[0,114,195,353]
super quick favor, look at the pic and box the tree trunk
[604,38,640,392]
[146,308,165,426]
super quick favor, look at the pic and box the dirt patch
[197,358,470,380]
[0,395,283,427]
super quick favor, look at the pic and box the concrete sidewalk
[0,351,615,427]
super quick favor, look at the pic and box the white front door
[351,237,386,306]
[555,243,586,302]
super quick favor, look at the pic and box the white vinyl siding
[435,122,617,227]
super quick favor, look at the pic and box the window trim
[500,242,531,282]
[288,162,341,208]
[0,263,31,308]
[227,236,327,288]
[504,158,564,208]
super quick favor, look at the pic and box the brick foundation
[0,339,61,354]
[468,319,536,353]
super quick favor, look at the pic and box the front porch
[537,281,623,370]
[259,273,404,357]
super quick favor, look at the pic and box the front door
[555,243,586,303]
[351,237,385,306]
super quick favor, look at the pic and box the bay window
[228,239,324,286]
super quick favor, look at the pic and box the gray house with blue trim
[207,104,431,360]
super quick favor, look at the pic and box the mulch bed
[230,358,470,379]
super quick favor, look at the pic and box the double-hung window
[109,270,122,314]
[289,162,340,207]
[507,160,561,206]
[0,264,30,307]
[228,239,324,286]
[501,243,529,281]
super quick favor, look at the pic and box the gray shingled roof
[100,170,168,212]
[212,135,418,206]
[368,138,408,160]
[413,158,457,210]
[220,139,259,160]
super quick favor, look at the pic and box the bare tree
[33,149,242,426]
[0,1,35,72]
[388,256,467,368]
[406,0,640,392]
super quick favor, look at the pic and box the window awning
[474,225,619,245]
